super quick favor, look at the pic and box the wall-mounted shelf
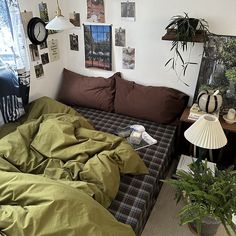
[162,29,207,43]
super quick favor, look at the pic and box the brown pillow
[57,69,121,112]
[114,77,189,124]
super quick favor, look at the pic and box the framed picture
[84,24,112,70]
[194,34,236,111]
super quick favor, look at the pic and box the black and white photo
[121,0,135,21]
[29,44,39,61]
[69,34,79,51]
[34,64,44,78]
[41,53,49,65]
[115,28,126,47]
[122,47,135,69]
[40,41,47,50]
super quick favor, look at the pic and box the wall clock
[27,17,48,45]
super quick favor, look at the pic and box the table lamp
[184,114,227,162]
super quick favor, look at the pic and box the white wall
[19,0,236,102]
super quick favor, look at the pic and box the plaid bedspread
[76,107,176,235]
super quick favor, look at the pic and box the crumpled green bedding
[0,97,148,236]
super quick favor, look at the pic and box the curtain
[0,0,30,125]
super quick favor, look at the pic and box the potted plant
[163,161,236,236]
[165,12,209,83]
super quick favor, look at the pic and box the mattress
[76,107,177,236]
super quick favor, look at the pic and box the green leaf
[165,58,173,66]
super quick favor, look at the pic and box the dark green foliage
[163,161,236,235]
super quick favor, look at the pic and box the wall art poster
[41,53,49,65]
[29,44,39,62]
[121,0,135,22]
[48,39,60,62]
[122,47,135,69]
[70,34,79,51]
[87,0,105,23]
[70,12,81,27]
[84,24,112,70]
[34,64,44,78]
[115,28,126,47]
[38,2,49,23]
[194,34,236,111]
[40,41,47,50]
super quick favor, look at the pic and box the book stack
[188,103,219,121]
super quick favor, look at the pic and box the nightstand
[180,107,236,132]
[177,107,236,168]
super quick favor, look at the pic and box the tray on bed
[76,106,177,235]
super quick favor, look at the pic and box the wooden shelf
[162,29,207,43]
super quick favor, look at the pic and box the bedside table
[177,107,236,168]
[180,107,236,132]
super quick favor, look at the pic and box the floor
[141,163,228,236]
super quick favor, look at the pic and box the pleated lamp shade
[184,114,227,149]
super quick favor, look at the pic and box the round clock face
[27,17,48,45]
[33,22,47,42]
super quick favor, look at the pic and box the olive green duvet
[0,97,148,236]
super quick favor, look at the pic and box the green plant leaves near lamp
[163,162,236,236]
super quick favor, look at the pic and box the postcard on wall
[48,39,60,62]
[87,0,105,23]
[115,28,126,47]
[69,34,79,51]
[29,44,40,62]
[70,12,81,27]
[41,53,49,65]
[122,47,135,69]
[40,41,48,50]
[84,24,112,71]
[21,11,33,37]
[121,0,135,22]
[38,2,49,23]
[34,64,44,78]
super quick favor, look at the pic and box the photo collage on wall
[21,2,62,79]
[22,0,137,75]
[83,0,136,70]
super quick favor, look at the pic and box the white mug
[227,108,236,120]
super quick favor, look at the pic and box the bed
[0,69,188,236]
[76,106,177,235]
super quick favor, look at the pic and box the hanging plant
[165,13,209,85]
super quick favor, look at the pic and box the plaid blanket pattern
[76,107,176,235]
